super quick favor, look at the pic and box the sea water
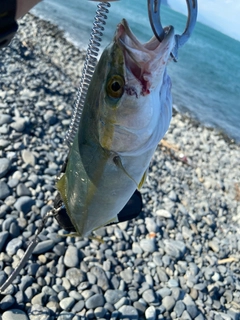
[31,0,240,143]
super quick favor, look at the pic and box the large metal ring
[148,0,198,47]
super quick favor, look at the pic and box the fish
[56,19,175,237]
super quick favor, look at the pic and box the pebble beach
[0,14,240,320]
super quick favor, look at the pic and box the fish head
[97,19,175,153]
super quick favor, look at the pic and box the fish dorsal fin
[137,169,148,190]
[113,155,138,188]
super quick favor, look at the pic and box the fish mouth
[115,19,175,94]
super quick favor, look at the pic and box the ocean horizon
[31,0,240,143]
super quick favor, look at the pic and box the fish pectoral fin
[113,155,138,188]
[138,169,148,190]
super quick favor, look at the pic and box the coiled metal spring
[65,2,111,147]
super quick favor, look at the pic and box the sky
[167,0,240,42]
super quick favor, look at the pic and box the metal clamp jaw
[0,0,18,49]
[148,0,198,61]
[0,22,18,49]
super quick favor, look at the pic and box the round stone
[162,296,176,311]
[0,158,11,179]
[2,309,29,320]
[85,293,105,309]
[0,181,10,200]
[64,246,79,268]
[59,297,75,311]
[145,306,156,320]
[6,238,23,255]
[118,305,139,319]
[14,196,35,214]
[139,238,156,253]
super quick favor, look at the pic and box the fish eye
[107,75,124,99]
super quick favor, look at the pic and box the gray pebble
[132,242,143,254]
[19,275,33,291]
[21,149,36,166]
[174,301,185,317]
[59,297,75,311]
[114,297,129,310]
[90,266,110,291]
[161,296,176,311]
[139,238,156,253]
[0,114,12,125]
[0,231,9,252]
[94,307,107,318]
[145,306,156,320]
[2,309,28,320]
[120,268,133,283]
[16,183,31,196]
[0,181,11,200]
[183,309,196,320]
[10,118,26,132]
[119,305,139,319]
[66,268,86,287]
[33,240,55,254]
[168,279,179,288]
[28,305,51,320]
[14,196,35,214]
[142,289,156,304]
[72,300,85,313]
[104,289,126,305]
[164,239,186,259]
[157,267,169,282]
[0,158,11,178]
[31,293,46,305]
[157,287,171,299]
[6,238,23,255]
[186,303,199,318]
[0,295,15,310]
[64,246,79,268]
[85,293,105,309]
[156,209,172,218]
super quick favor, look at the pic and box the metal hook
[148,0,198,61]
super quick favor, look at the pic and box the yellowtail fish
[56,19,175,237]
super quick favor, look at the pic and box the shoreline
[31,12,240,147]
[0,13,240,319]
